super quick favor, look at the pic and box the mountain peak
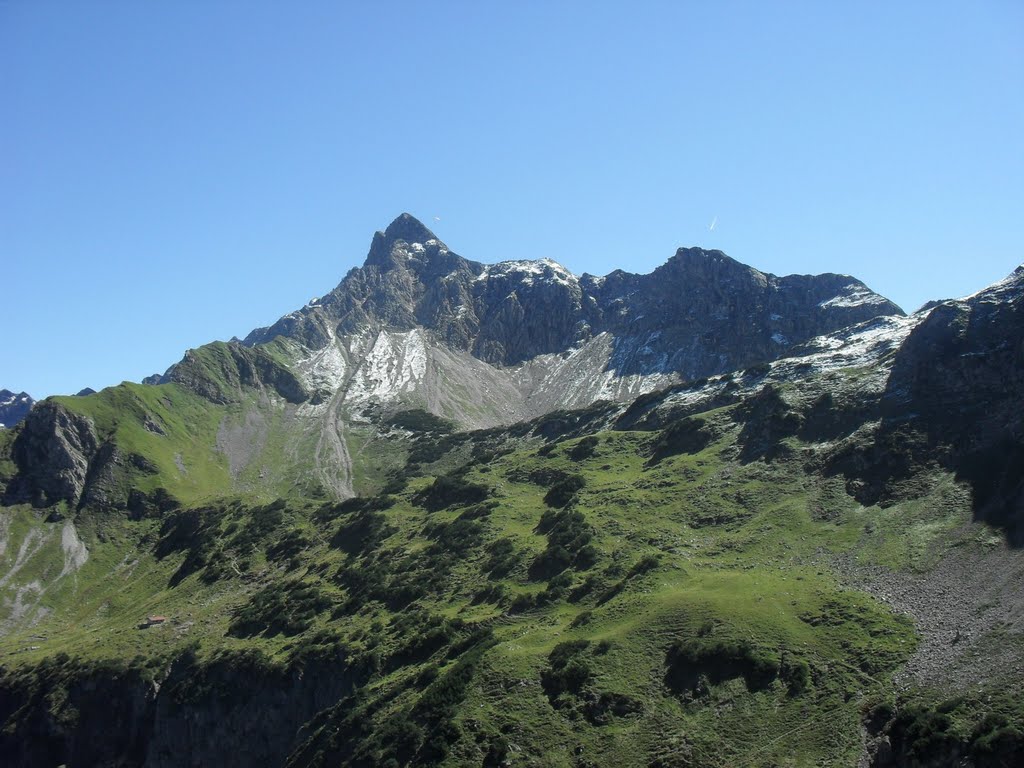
[383,213,437,246]
[365,213,443,270]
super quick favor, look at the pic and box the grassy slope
[52,382,232,503]
[6,394,1017,767]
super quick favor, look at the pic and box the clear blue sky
[2,1,1022,398]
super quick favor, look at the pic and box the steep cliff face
[814,266,1024,541]
[166,342,310,405]
[243,214,903,383]
[228,213,905,430]
[5,401,99,507]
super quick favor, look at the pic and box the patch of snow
[346,329,429,403]
[818,285,890,309]
[421,238,449,254]
[476,258,577,288]
[661,379,730,410]
[771,332,789,345]
[958,266,1024,304]
[295,329,348,394]
[778,314,923,379]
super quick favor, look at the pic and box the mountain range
[0,215,1021,768]
[4,214,903,508]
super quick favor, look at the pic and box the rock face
[873,266,1024,541]
[233,213,903,423]
[247,214,901,374]
[5,401,98,507]
[0,390,33,429]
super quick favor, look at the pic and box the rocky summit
[0,216,1022,768]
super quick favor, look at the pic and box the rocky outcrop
[5,401,99,507]
[0,390,34,429]
[887,266,1024,541]
[827,266,1024,542]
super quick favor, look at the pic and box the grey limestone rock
[240,213,904,413]
[6,401,99,507]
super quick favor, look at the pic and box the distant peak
[383,213,437,246]
[672,246,733,262]
[364,213,444,270]
[660,246,759,279]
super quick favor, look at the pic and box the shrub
[780,657,811,695]
[229,580,330,638]
[424,517,485,556]
[386,408,454,434]
[508,592,539,614]
[407,433,463,465]
[664,637,779,695]
[415,474,489,511]
[484,537,521,578]
[583,691,644,725]
[230,501,286,551]
[570,610,593,628]
[543,474,586,508]
[266,528,311,569]
[541,640,593,702]
[627,554,660,577]
[316,493,394,523]
[570,435,600,461]
[530,508,595,580]
[648,417,716,464]
[332,508,395,555]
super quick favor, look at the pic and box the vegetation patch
[228,579,331,637]
[665,636,780,696]
[414,473,490,511]
[529,507,597,580]
[542,473,586,508]
[647,415,718,464]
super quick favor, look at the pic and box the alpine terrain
[0,214,1021,768]
[0,391,34,430]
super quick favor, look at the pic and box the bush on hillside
[415,474,489,511]
[543,474,586,508]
